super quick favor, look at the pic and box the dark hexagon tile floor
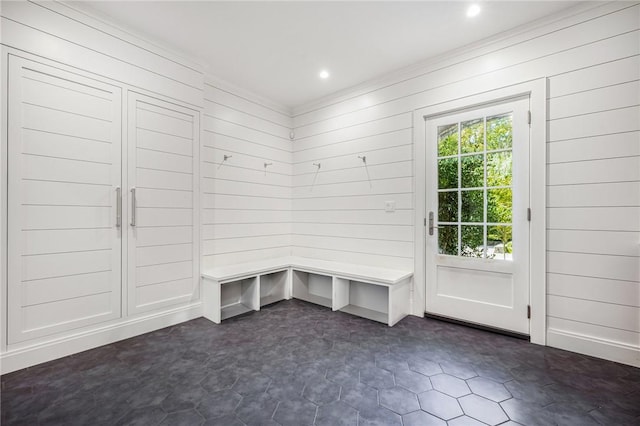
[2,299,640,425]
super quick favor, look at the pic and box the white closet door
[7,56,123,344]
[127,92,199,314]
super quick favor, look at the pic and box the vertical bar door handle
[115,187,121,228]
[428,211,438,236]
[130,187,136,227]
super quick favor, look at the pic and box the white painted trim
[547,328,640,368]
[412,78,547,344]
[0,46,8,355]
[293,1,623,116]
[1,302,202,374]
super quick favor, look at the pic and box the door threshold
[424,312,530,341]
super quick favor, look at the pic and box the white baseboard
[0,303,203,374]
[547,328,640,368]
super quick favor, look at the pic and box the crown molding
[292,1,619,117]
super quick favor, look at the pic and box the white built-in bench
[201,257,413,326]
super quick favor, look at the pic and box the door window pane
[488,226,512,260]
[438,158,458,189]
[461,190,483,223]
[438,225,458,256]
[461,154,484,188]
[461,118,484,154]
[438,191,458,223]
[461,225,484,257]
[438,123,458,157]
[486,113,512,150]
[487,151,512,187]
[487,188,512,223]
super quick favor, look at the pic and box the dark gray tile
[379,386,420,415]
[266,375,306,400]
[545,402,601,426]
[500,398,556,426]
[402,410,446,426]
[302,376,340,405]
[200,369,238,393]
[3,299,638,426]
[360,366,395,389]
[447,415,486,426]
[467,376,511,402]
[202,415,245,426]
[375,352,410,373]
[37,394,96,425]
[417,390,463,420]
[126,378,174,408]
[115,406,166,426]
[232,372,272,396]
[504,380,553,406]
[196,390,242,419]
[394,369,432,393]
[272,396,317,426]
[340,382,379,412]
[234,393,278,425]
[326,364,360,388]
[458,394,508,425]
[408,358,442,377]
[440,361,477,380]
[159,409,205,426]
[358,405,402,426]
[162,385,209,413]
[315,401,357,426]
[430,374,471,398]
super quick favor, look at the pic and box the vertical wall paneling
[128,92,200,314]
[292,2,640,366]
[201,80,293,268]
[7,55,123,343]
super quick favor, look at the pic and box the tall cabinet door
[127,93,199,315]
[7,56,123,344]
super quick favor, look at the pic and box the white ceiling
[75,1,580,109]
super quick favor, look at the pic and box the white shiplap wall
[292,3,640,366]
[201,80,293,269]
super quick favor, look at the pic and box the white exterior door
[425,97,531,335]
[7,56,123,343]
[127,92,200,315]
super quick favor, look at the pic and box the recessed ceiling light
[319,70,330,79]
[467,4,481,18]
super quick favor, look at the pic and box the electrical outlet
[385,201,396,212]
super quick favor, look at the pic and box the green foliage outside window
[436,113,514,259]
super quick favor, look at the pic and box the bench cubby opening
[335,279,390,324]
[260,269,289,307]
[292,270,332,309]
[220,276,259,320]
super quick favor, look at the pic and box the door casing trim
[412,78,547,345]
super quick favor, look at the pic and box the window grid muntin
[436,111,513,259]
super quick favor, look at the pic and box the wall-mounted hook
[264,162,273,176]
[310,162,321,191]
[218,154,232,170]
[359,155,372,188]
